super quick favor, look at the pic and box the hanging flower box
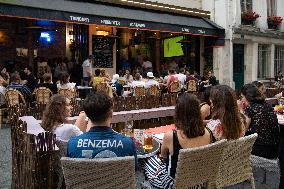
[241,11,260,26]
[267,16,283,30]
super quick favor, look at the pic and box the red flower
[241,11,260,21]
[267,16,283,25]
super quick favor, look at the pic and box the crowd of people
[1,56,283,187]
[36,79,280,188]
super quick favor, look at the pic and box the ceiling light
[139,2,145,4]
[158,5,164,8]
[195,11,200,14]
[121,0,127,1]
[170,7,176,10]
[151,4,158,7]
[133,1,139,3]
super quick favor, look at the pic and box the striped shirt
[7,82,31,99]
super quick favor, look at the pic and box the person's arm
[74,111,88,132]
[200,104,210,121]
[161,131,172,159]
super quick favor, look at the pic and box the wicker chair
[5,88,26,107]
[214,134,258,189]
[58,88,77,100]
[174,139,227,189]
[147,85,160,96]
[61,156,135,189]
[187,80,197,92]
[134,86,146,97]
[33,87,53,104]
[169,80,181,93]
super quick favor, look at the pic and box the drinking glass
[143,133,153,152]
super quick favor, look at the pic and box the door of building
[233,44,245,90]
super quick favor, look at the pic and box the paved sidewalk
[0,127,11,189]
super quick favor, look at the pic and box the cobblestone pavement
[0,127,11,189]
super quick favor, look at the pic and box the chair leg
[250,176,256,189]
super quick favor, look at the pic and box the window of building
[241,0,252,12]
[258,44,271,79]
[267,0,277,16]
[274,46,284,75]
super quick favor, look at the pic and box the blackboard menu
[92,35,114,68]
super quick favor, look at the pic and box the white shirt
[57,82,76,89]
[176,73,186,85]
[0,86,6,105]
[53,123,83,141]
[145,79,159,89]
[142,61,153,69]
[131,80,145,88]
[82,59,92,77]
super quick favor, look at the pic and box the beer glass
[143,133,153,151]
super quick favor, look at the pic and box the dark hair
[202,86,212,104]
[60,72,70,84]
[134,73,140,81]
[42,94,68,131]
[251,81,264,89]
[175,93,204,138]
[83,92,113,123]
[169,69,175,74]
[25,65,32,72]
[10,73,21,83]
[94,69,101,77]
[43,73,52,82]
[179,68,185,74]
[210,85,242,140]
[240,83,265,103]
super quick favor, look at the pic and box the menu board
[92,35,114,68]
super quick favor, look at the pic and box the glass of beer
[143,133,153,152]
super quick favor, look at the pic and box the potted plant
[267,16,283,30]
[241,11,260,26]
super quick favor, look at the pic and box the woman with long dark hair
[42,94,87,141]
[144,93,215,188]
[240,84,279,159]
[207,85,244,140]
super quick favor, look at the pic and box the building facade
[202,0,284,89]
[0,0,224,78]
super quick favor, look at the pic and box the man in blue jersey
[7,73,32,101]
[67,92,137,159]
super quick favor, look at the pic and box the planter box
[268,22,280,30]
[241,19,255,26]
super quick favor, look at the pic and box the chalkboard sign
[92,35,114,68]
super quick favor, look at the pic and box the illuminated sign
[69,16,90,23]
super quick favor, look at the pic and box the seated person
[252,81,266,97]
[240,84,280,159]
[90,69,104,89]
[41,94,87,141]
[7,73,32,101]
[67,92,137,158]
[144,93,215,188]
[23,66,38,92]
[57,72,75,90]
[123,69,133,85]
[111,74,123,96]
[145,72,159,89]
[100,69,111,82]
[131,73,145,88]
[37,73,57,94]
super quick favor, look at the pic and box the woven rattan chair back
[96,82,109,93]
[187,80,197,92]
[33,87,53,104]
[175,139,227,189]
[214,133,258,189]
[61,156,135,189]
[169,80,181,93]
[134,86,146,97]
[147,85,159,96]
[58,88,76,100]
[5,89,26,107]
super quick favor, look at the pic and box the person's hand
[75,111,88,132]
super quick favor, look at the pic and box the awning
[0,0,225,37]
